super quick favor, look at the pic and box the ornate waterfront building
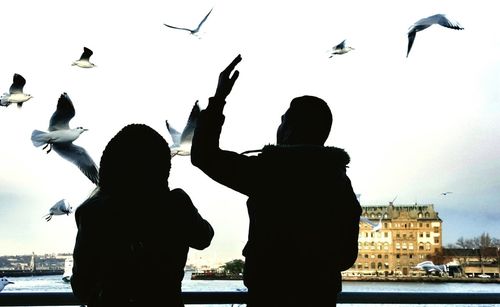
[348,203,442,276]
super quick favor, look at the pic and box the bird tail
[31,130,49,147]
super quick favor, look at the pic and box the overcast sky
[0,0,499,266]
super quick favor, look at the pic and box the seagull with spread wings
[31,92,99,185]
[407,14,464,57]
[166,100,200,157]
[72,47,96,68]
[329,40,355,58]
[0,73,33,107]
[164,8,213,35]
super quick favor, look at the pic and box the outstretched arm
[191,54,256,196]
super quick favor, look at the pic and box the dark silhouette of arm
[70,205,100,304]
[191,54,258,195]
[334,174,362,271]
[172,188,214,250]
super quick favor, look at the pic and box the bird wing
[164,23,195,33]
[180,100,200,145]
[360,216,377,227]
[52,143,99,185]
[431,14,463,30]
[165,120,182,146]
[80,47,93,61]
[49,93,75,131]
[194,8,213,32]
[406,31,417,57]
[9,73,26,94]
[335,40,346,50]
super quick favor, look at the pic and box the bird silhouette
[407,14,464,57]
[329,40,355,58]
[72,47,96,68]
[441,191,453,195]
[43,199,72,221]
[31,92,99,185]
[164,8,213,35]
[166,100,200,157]
[0,73,33,108]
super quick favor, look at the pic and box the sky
[0,0,499,266]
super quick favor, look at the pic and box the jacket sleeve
[334,173,362,271]
[70,206,100,304]
[172,188,215,250]
[191,97,257,196]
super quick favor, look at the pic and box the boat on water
[62,258,73,283]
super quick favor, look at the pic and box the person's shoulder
[74,194,103,217]
[169,188,192,204]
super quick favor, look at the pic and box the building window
[371,262,376,269]
[396,243,401,249]
[426,222,430,227]
[426,233,430,238]
[434,237,439,244]
[384,232,388,238]
[419,223,423,227]
[433,226,439,233]
[420,233,424,238]
[396,254,400,259]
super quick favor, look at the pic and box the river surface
[1,275,499,306]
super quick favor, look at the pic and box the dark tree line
[446,232,500,249]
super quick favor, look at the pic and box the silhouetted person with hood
[191,55,361,306]
[71,124,214,307]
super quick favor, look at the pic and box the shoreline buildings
[348,203,442,276]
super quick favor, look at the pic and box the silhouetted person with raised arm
[71,124,214,307]
[191,55,361,307]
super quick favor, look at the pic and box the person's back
[244,145,360,305]
[71,124,214,307]
[191,55,360,306]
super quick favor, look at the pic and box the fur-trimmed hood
[260,144,351,169]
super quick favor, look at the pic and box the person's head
[276,95,332,145]
[98,123,171,193]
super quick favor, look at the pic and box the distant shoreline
[342,276,499,283]
[0,269,64,277]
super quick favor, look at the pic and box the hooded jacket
[191,101,361,302]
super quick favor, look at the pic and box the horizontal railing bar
[0,291,499,305]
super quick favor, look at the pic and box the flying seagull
[329,40,355,58]
[0,277,13,292]
[164,8,213,35]
[441,191,453,195]
[166,100,200,157]
[0,73,33,108]
[360,215,383,232]
[407,14,464,57]
[72,47,96,68]
[43,199,72,222]
[31,92,99,185]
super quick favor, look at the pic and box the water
[1,275,499,306]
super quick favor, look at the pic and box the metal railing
[0,292,500,306]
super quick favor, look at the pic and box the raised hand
[213,54,242,107]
